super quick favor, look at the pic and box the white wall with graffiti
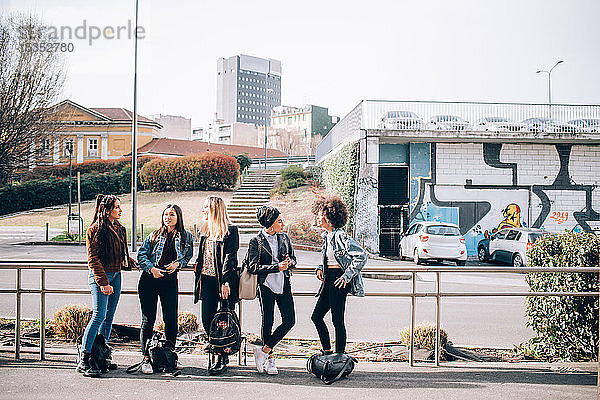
[410,142,600,256]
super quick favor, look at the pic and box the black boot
[208,354,227,376]
[76,352,100,377]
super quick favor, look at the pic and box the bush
[0,170,133,216]
[286,219,322,246]
[235,154,253,174]
[22,156,155,182]
[140,152,239,192]
[157,311,200,335]
[270,165,307,197]
[523,232,599,361]
[52,304,92,341]
[280,165,306,181]
[399,322,448,350]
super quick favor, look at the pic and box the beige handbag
[238,238,262,300]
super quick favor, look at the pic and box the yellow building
[41,100,162,165]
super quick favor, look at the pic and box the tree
[0,13,65,185]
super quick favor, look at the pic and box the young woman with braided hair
[77,194,136,376]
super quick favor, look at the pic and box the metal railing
[0,260,598,367]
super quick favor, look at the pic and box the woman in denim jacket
[311,196,367,355]
[137,204,194,374]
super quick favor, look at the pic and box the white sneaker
[253,346,268,374]
[141,358,153,374]
[265,357,278,375]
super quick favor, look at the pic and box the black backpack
[307,353,358,384]
[77,334,113,373]
[208,302,242,356]
[126,333,180,376]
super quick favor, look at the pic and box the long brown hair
[91,194,124,258]
[151,204,186,246]
[200,196,230,241]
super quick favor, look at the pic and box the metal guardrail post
[238,300,243,365]
[435,271,440,367]
[40,268,46,361]
[409,271,415,366]
[15,268,21,360]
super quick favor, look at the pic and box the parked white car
[567,118,600,133]
[427,115,470,131]
[474,117,524,133]
[399,221,468,265]
[477,227,547,267]
[380,111,423,130]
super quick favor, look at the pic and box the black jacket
[245,231,297,285]
[193,225,240,304]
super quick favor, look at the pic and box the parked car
[567,118,600,133]
[477,227,547,267]
[522,118,577,133]
[474,117,524,133]
[427,115,470,131]
[380,111,423,130]
[399,221,467,265]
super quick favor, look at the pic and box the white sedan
[399,221,468,265]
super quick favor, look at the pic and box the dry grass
[269,184,317,227]
[0,190,235,237]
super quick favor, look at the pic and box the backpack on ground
[307,352,358,384]
[126,333,180,376]
[77,334,113,373]
[208,301,242,356]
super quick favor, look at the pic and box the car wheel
[413,249,422,265]
[512,253,523,268]
[456,260,466,266]
[478,246,488,262]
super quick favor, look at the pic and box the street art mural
[407,143,600,255]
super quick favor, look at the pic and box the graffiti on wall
[408,143,600,256]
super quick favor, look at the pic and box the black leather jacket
[193,225,240,304]
[245,231,297,285]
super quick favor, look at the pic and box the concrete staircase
[228,169,280,234]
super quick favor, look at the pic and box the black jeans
[258,277,295,349]
[200,274,220,335]
[138,272,178,353]
[311,268,350,353]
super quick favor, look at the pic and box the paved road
[0,226,63,245]
[0,244,534,348]
[0,353,597,400]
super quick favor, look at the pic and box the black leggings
[138,272,178,353]
[200,274,220,335]
[258,277,295,349]
[311,268,350,353]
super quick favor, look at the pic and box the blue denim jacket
[137,229,194,273]
[316,229,367,297]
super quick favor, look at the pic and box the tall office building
[216,54,281,126]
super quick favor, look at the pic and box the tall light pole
[536,60,563,119]
[130,0,139,251]
[264,77,274,169]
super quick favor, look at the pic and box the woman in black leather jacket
[192,196,239,375]
[246,206,296,375]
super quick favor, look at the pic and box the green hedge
[140,152,239,192]
[320,141,359,231]
[235,154,252,174]
[0,170,131,216]
[523,232,599,361]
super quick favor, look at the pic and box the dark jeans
[138,272,178,353]
[258,277,295,349]
[200,274,219,334]
[311,268,350,353]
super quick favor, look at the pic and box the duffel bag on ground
[307,352,358,384]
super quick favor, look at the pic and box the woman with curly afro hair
[310,195,367,355]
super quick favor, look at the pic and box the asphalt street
[0,242,534,348]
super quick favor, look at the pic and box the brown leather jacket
[86,221,133,286]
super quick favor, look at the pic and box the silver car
[522,118,577,133]
[399,221,468,265]
[567,118,600,133]
[478,227,547,267]
[475,117,524,133]
[427,115,470,131]
[380,111,423,130]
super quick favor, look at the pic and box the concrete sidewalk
[0,351,597,400]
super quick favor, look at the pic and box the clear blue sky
[3,0,599,127]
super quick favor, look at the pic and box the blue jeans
[82,271,122,353]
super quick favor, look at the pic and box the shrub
[523,232,599,361]
[157,311,200,335]
[399,322,448,350]
[287,219,322,246]
[140,152,239,192]
[235,154,253,174]
[21,156,154,182]
[280,165,306,181]
[52,304,92,341]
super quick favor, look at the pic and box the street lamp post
[130,0,139,251]
[264,80,274,169]
[536,60,564,119]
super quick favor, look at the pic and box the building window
[63,138,74,157]
[40,139,51,157]
[88,138,98,157]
